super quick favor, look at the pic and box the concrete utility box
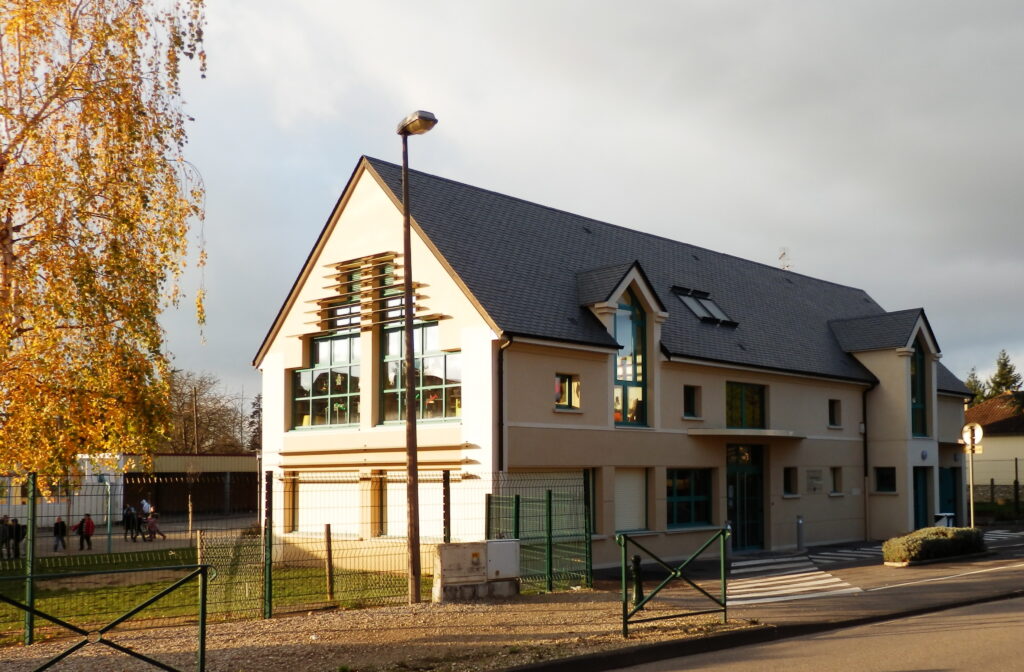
[486,539,520,580]
[432,541,520,602]
[436,542,487,584]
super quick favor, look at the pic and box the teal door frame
[938,467,961,526]
[913,466,930,529]
[727,445,764,550]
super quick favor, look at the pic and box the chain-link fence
[971,458,1024,521]
[271,470,590,608]
[1,469,591,643]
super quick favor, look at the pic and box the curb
[502,589,1024,672]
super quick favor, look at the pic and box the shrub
[882,526,986,564]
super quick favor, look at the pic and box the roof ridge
[829,308,923,325]
[362,156,878,298]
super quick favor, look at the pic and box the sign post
[962,422,984,529]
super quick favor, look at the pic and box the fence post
[545,489,553,593]
[197,529,204,567]
[24,472,36,645]
[619,535,628,638]
[484,493,492,540]
[442,471,451,544]
[720,526,729,623]
[105,480,113,555]
[263,470,273,619]
[582,473,592,588]
[991,478,996,504]
[198,564,208,672]
[325,524,334,602]
[1015,458,1020,519]
[513,495,521,540]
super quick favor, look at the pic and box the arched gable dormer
[904,315,940,438]
[577,262,668,427]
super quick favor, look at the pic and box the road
[620,594,1024,672]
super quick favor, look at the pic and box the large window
[292,331,361,428]
[666,468,711,528]
[613,289,647,426]
[911,344,927,437]
[726,382,766,429]
[381,322,462,421]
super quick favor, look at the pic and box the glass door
[727,445,764,550]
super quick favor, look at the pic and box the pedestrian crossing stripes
[727,556,861,605]
[808,545,883,564]
[984,529,1024,542]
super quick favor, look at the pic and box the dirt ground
[1,585,752,671]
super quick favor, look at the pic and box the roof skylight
[672,287,737,327]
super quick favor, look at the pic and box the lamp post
[397,110,438,604]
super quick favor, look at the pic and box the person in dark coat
[122,505,138,541]
[9,518,24,559]
[53,516,68,553]
[0,515,9,560]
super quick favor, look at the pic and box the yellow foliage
[0,0,206,479]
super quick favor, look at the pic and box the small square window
[783,467,798,496]
[830,467,843,494]
[555,373,581,410]
[875,467,897,493]
[828,399,842,427]
[683,385,702,418]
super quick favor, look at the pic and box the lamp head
[397,110,438,136]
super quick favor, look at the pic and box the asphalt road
[619,594,1024,672]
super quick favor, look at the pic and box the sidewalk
[510,539,1024,672]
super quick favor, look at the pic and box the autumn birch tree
[0,0,206,481]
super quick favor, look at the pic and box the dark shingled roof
[576,263,638,308]
[364,156,967,390]
[829,309,926,353]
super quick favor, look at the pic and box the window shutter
[615,468,647,531]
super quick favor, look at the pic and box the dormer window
[672,287,737,327]
[613,289,647,426]
[911,343,927,437]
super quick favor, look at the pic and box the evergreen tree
[964,367,988,406]
[246,395,263,452]
[988,350,1022,397]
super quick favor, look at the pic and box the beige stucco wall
[258,168,498,536]
[503,344,873,564]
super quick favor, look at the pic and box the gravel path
[2,588,749,671]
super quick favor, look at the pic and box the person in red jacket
[72,513,95,551]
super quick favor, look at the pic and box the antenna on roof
[778,247,792,271]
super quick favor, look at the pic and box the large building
[254,156,970,568]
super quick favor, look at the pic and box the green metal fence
[1,469,592,645]
[486,473,591,592]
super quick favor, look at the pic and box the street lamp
[398,109,437,604]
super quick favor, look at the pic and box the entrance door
[913,467,930,529]
[939,467,961,526]
[727,445,764,550]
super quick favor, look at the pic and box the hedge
[882,526,986,564]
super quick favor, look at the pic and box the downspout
[497,336,513,472]
[862,381,878,542]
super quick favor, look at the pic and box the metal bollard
[796,515,805,551]
[630,554,644,608]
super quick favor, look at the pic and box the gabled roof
[258,155,968,391]
[829,309,929,353]
[965,393,1024,435]
[364,156,888,381]
[576,261,666,313]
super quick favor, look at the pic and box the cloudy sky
[162,0,1024,405]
